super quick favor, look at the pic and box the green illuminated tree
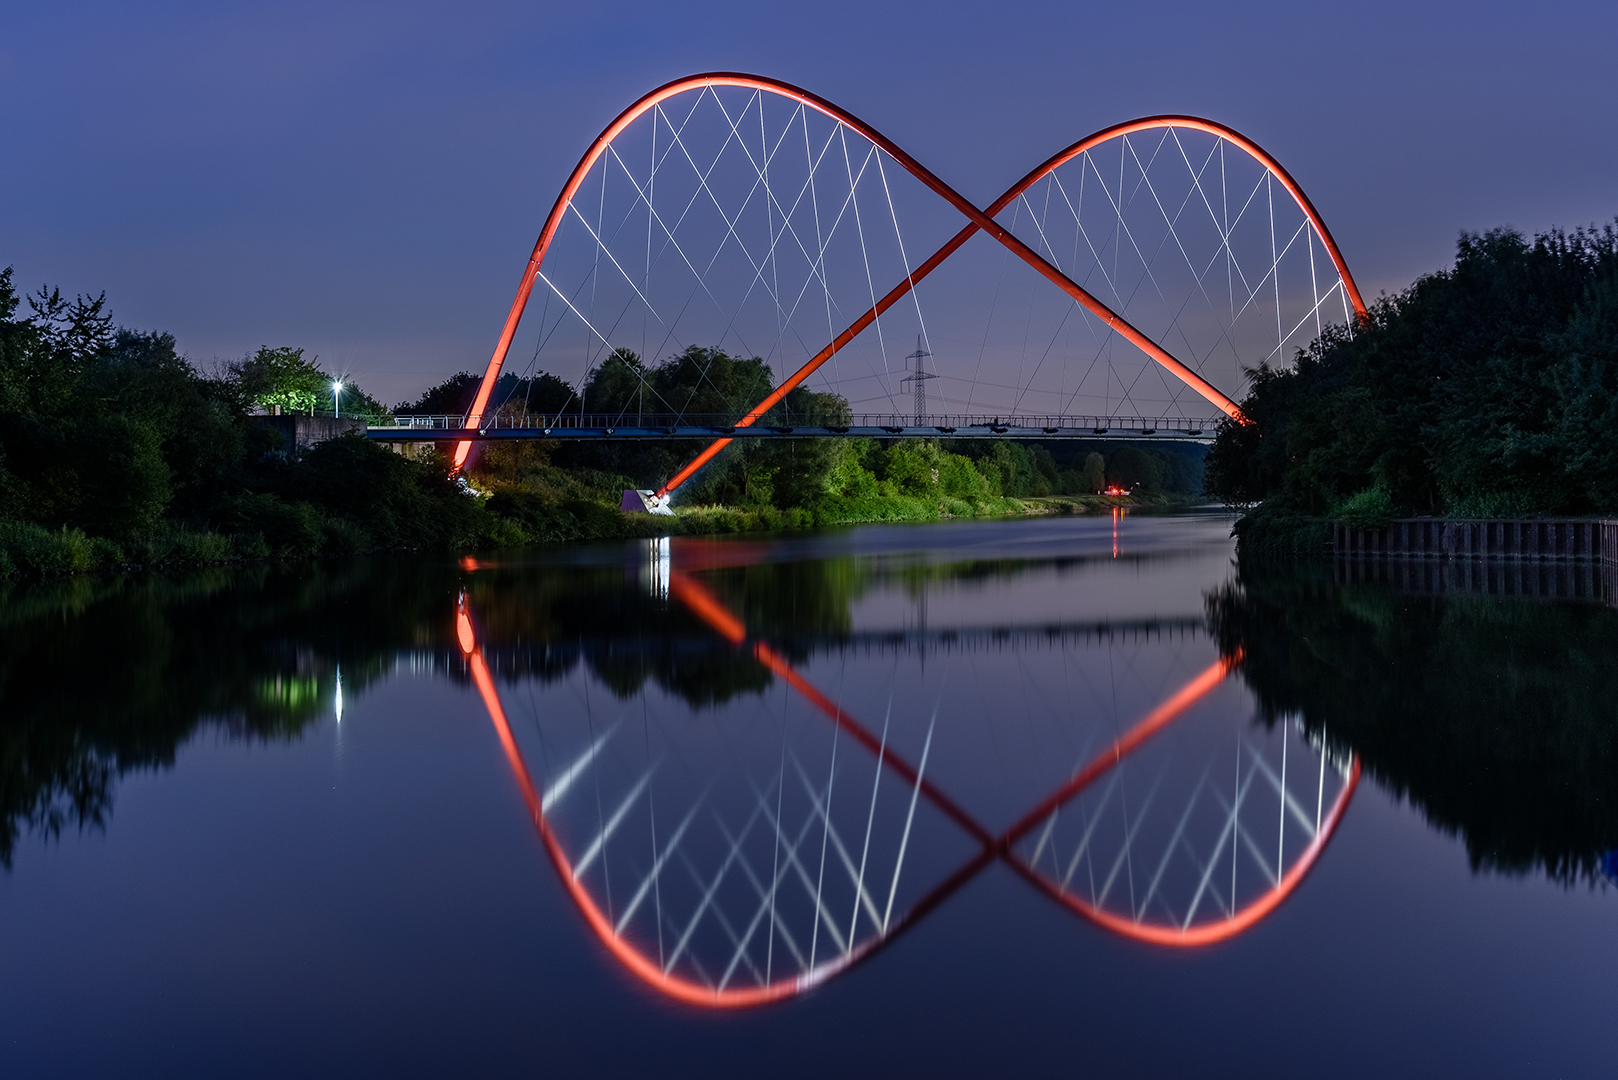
[231,346,329,414]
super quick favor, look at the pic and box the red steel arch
[455,74,1366,477]
[652,112,1369,497]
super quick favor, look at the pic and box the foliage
[1081,451,1106,493]
[1329,486,1396,527]
[0,265,508,574]
[0,271,247,539]
[582,345,778,420]
[396,368,573,418]
[228,345,389,420]
[1205,222,1618,524]
[231,346,329,414]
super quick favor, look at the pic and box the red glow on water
[453,552,1358,1006]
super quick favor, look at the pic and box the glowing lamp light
[332,380,344,418]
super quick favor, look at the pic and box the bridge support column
[621,489,674,516]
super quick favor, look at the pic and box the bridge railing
[374,412,1223,434]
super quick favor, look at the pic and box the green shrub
[320,516,371,556]
[1446,491,1545,518]
[0,522,101,576]
[125,525,234,567]
[216,492,323,555]
[1233,510,1331,556]
[1331,487,1396,528]
[168,530,233,565]
[229,532,271,561]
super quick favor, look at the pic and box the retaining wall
[1330,519,1617,562]
[252,415,368,454]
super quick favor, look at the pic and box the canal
[1,509,1614,1077]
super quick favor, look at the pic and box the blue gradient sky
[2,0,1614,404]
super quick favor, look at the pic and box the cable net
[984,126,1358,420]
[504,85,943,426]
[487,79,1362,445]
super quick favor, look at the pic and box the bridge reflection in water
[455,538,1358,1007]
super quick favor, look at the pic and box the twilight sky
[2,0,1615,405]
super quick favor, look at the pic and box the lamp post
[333,381,344,419]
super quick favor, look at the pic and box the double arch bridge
[369,73,1367,502]
[453,538,1360,1009]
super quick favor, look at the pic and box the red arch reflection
[454,557,1358,1006]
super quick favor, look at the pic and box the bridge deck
[369,413,1219,443]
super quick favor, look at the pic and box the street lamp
[333,381,344,418]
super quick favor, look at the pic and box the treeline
[1205,222,1618,548]
[0,267,505,576]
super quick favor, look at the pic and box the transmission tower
[899,335,937,424]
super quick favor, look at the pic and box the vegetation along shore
[1206,222,1618,554]
[0,266,1203,579]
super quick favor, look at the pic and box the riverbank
[0,489,1192,580]
[0,267,1207,581]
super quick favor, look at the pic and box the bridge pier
[253,414,367,455]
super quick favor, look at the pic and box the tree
[1106,446,1163,491]
[581,348,652,416]
[232,347,329,414]
[1081,452,1106,493]
[397,369,575,418]
[1205,221,1618,525]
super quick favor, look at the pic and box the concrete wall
[253,415,368,455]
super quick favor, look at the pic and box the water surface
[2,510,1615,1077]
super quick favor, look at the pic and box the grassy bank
[0,483,1188,579]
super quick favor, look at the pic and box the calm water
[2,510,1615,1077]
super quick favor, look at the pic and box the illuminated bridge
[368,72,1366,507]
[372,412,1216,442]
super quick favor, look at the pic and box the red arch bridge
[370,73,1367,506]
[453,538,1360,1009]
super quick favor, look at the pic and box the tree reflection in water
[1210,557,1618,883]
[0,561,458,865]
[4,533,1613,971]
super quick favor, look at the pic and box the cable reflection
[455,544,1358,1007]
